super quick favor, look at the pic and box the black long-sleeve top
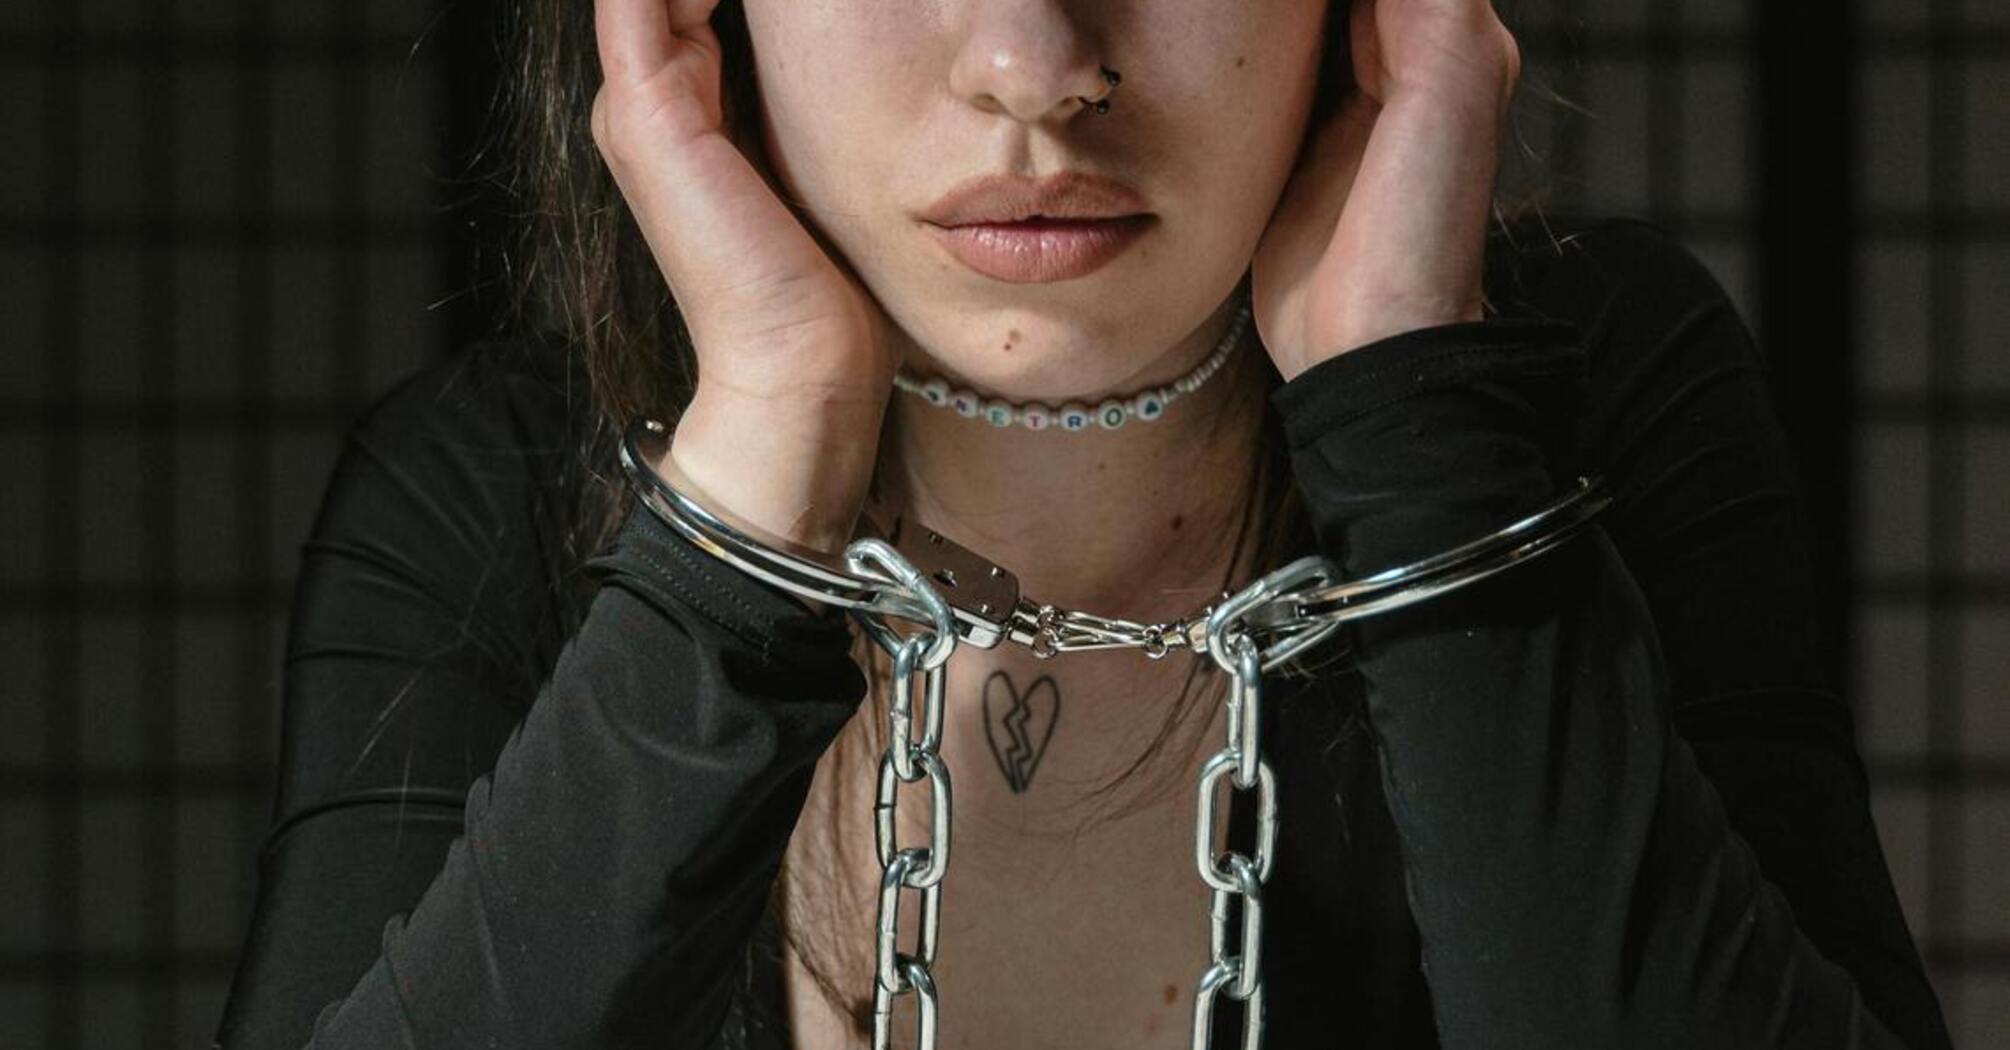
[212,213,1953,1050]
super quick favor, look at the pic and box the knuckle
[1490,23,1522,106]
[590,92,622,156]
[590,91,638,166]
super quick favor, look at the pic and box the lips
[927,215,1153,284]
[920,172,1153,283]
[922,170,1150,226]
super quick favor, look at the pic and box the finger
[595,0,719,85]
[1303,87,1378,180]
[1262,88,1377,270]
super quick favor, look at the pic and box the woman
[214,1,1952,1048]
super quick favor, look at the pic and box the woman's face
[739,0,1331,401]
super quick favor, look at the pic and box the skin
[593,0,1515,808]
[592,0,1517,1040]
[731,0,1335,816]
[739,0,1327,407]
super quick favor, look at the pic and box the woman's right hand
[592,0,894,556]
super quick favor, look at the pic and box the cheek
[1148,1,1327,157]
[743,1,934,129]
[743,4,929,222]
[1159,12,1326,240]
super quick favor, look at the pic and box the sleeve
[212,344,867,1050]
[1263,217,1953,1050]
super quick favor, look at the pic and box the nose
[946,1,1113,125]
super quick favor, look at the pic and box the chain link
[624,419,1609,1049]
[841,528,1581,1048]
[1018,598,1224,660]
[1188,627,1275,1050]
[844,540,958,1050]
[866,641,952,1050]
[626,420,1604,666]
[844,539,1295,1050]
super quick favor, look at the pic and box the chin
[921,317,1144,404]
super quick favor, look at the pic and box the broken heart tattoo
[980,670,1061,794]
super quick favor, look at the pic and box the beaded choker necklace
[890,299,1253,431]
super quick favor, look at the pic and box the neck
[858,295,1277,844]
[872,293,1273,624]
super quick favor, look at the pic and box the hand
[592,0,893,555]
[1250,0,1522,381]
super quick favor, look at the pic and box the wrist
[1275,296,1486,381]
[666,391,885,558]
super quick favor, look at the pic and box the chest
[779,861,1217,1050]
[768,662,1374,1050]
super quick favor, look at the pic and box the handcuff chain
[1003,475,1609,668]
[847,540,955,1050]
[618,419,1615,1050]
[849,534,1283,1050]
[1017,601,1207,660]
[1186,620,1276,1050]
[620,418,1609,668]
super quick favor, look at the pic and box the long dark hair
[486,0,1556,1037]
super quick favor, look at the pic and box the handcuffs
[618,417,1610,1050]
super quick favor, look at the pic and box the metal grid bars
[1511,0,2004,1043]
[1851,2,2010,1044]
[0,1,457,1046]
[0,0,2000,1046]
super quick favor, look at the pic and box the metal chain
[847,543,1298,1050]
[621,419,1611,1049]
[795,488,1601,1050]
[623,420,1607,666]
[1186,589,1289,1050]
[845,538,958,1050]
[1019,600,1206,660]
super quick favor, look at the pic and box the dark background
[1,0,2004,1046]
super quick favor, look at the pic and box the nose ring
[1078,65,1122,115]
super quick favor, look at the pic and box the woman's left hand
[1251,0,1522,381]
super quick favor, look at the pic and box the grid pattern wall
[1504,0,1758,317]
[1853,0,2010,1044]
[0,2,456,1047]
[1511,1,2008,1043]
[0,1,1994,1049]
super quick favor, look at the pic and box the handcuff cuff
[618,417,1611,1050]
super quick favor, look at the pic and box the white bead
[1096,398,1128,429]
[950,388,981,417]
[983,399,1014,427]
[1058,402,1092,431]
[1020,403,1052,430]
[920,376,951,406]
[1135,389,1166,421]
